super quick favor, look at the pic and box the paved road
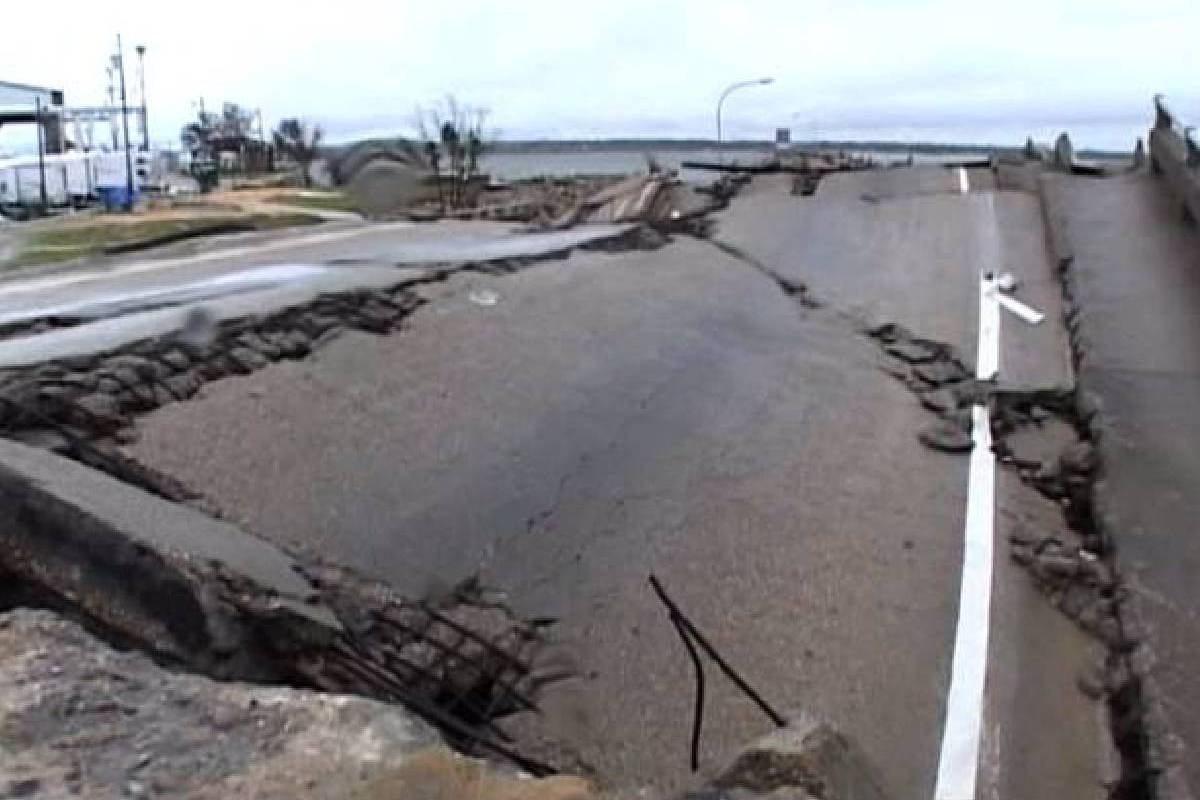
[1044,171,1200,797]
[132,237,965,796]
[0,220,630,326]
[123,168,1105,797]
[713,169,1070,389]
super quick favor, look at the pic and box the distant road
[0,220,630,327]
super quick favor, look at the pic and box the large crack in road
[104,228,963,796]
[0,166,1142,798]
[709,189,1148,798]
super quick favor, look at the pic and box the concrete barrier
[1148,95,1200,222]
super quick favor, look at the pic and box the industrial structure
[0,69,150,217]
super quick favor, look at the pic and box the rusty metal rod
[648,574,787,728]
[325,639,549,774]
[668,608,707,771]
[374,613,538,713]
[420,603,534,674]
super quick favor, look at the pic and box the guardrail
[1149,95,1200,222]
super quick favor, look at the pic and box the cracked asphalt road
[127,169,1104,797]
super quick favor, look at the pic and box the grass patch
[2,212,321,269]
[266,192,361,213]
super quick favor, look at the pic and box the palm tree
[273,118,323,188]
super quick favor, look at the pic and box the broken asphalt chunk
[864,322,911,343]
[917,422,974,454]
[884,341,940,364]
[914,360,970,387]
[919,388,959,416]
[1059,440,1099,477]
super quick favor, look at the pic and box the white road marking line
[933,272,1001,800]
[976,275,1001,381]
[958,167,970,194]
[934,404,996,800]
[0,222,416,300]
[991,289,1045,325]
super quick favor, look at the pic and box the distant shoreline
[477,138,1132,159]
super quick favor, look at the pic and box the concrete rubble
[0,434,576,780]
[0,609,594,800]
[541,172,713,230]
[338,144,744,227]
[0,607,892,799]
[685,715,891,800]
[0,282,426,467]
[1150,95,1200,222]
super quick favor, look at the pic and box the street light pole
[136,44,148,151]
[114,35,135,211]
[716,77,775,145]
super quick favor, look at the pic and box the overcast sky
[3,0,1199,152]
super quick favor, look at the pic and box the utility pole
[136,44,149,151]
[114,35,135,211]
[106,65,118,149]
[35,97,48,209]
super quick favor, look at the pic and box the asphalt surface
[0,266,432,368]
[1044,170,1200,796]
[0,220,630,326]
[122,168,1105,797]
[131,238,965,796]
[713,169,1071,389]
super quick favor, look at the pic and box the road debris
[469,288,501,307]
[648,575,786,772]
[918,421,974,453]
[0,609,595,800]
[0,437,568,776]
[699,713,893,800]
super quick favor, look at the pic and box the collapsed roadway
[0,117,1195,800]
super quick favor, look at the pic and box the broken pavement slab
[0,609,596,800]
[0,437,573,778]
[0,266,430,369]
[687,714,892,800]
[1,609,890,800]
[0,437,339,678]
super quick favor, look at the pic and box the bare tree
[221,103,255,139]
[414,95,491,208]
[273,118,323,188]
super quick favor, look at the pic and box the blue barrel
[98,186,138,210]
